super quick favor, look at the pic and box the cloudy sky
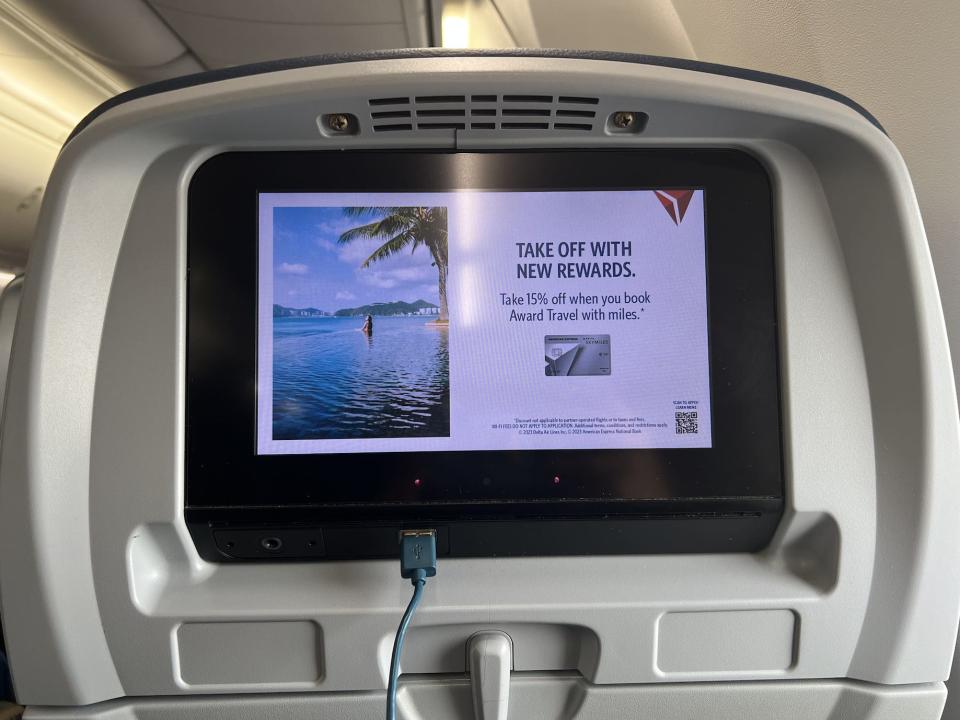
[272,206,440,312]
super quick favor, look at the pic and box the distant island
[335,299,439,317]
[273,299,440,318]
[273,304,331,318]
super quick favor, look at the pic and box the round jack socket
[260,536,283,551]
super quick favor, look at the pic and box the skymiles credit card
[544,335,611,376]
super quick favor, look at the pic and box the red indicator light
[553,476,560,484]
[414,478,421,487]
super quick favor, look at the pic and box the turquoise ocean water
[272,315,450,440]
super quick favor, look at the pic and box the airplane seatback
[1,51,958,720]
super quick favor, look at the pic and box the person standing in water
[361,314,373,335]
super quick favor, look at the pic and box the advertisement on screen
[257,189,711,455]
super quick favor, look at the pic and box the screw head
[328,114,350,132]
[612,111,635,129]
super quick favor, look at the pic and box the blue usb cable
[387,529,438,720]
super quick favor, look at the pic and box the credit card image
[544,334,611,376]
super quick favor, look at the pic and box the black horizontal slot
[502,108,551,117]
[558,96,599,104]
[417,122,466,130]
[415,95,465,103]
[371,110,411,119]
[554,122,593,131]
[471,108,497,116]
[556,109,595,118]
[501,122,550,129]
[470,123,495,129]
[369,97,408,106]
[471,94,497,102]
[502,94,552,103]
[372,123,413,132]
[416,109,466,117]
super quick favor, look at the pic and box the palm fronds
[338,206,450,321]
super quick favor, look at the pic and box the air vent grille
[367,94,603,133]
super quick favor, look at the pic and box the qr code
[675,411,698,434]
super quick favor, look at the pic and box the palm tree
[338,207,449,322]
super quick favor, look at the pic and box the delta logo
[654,189,694,225]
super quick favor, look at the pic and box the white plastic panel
[0,55,957,715]
[176,621,323,687]
[657,610,797,674]
[21,677,948,720]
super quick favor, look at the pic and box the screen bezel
[186,149,782,518]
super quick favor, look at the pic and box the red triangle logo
[654,190,695,225]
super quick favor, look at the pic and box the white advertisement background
[257,190,711,454]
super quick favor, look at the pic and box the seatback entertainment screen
[186,149,783,560]
[257,190,711,456]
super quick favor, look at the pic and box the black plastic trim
[65,49,884,146]
[191,508,782,561]
[184,148,783,561]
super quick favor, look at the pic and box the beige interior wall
[489,0,960,396]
